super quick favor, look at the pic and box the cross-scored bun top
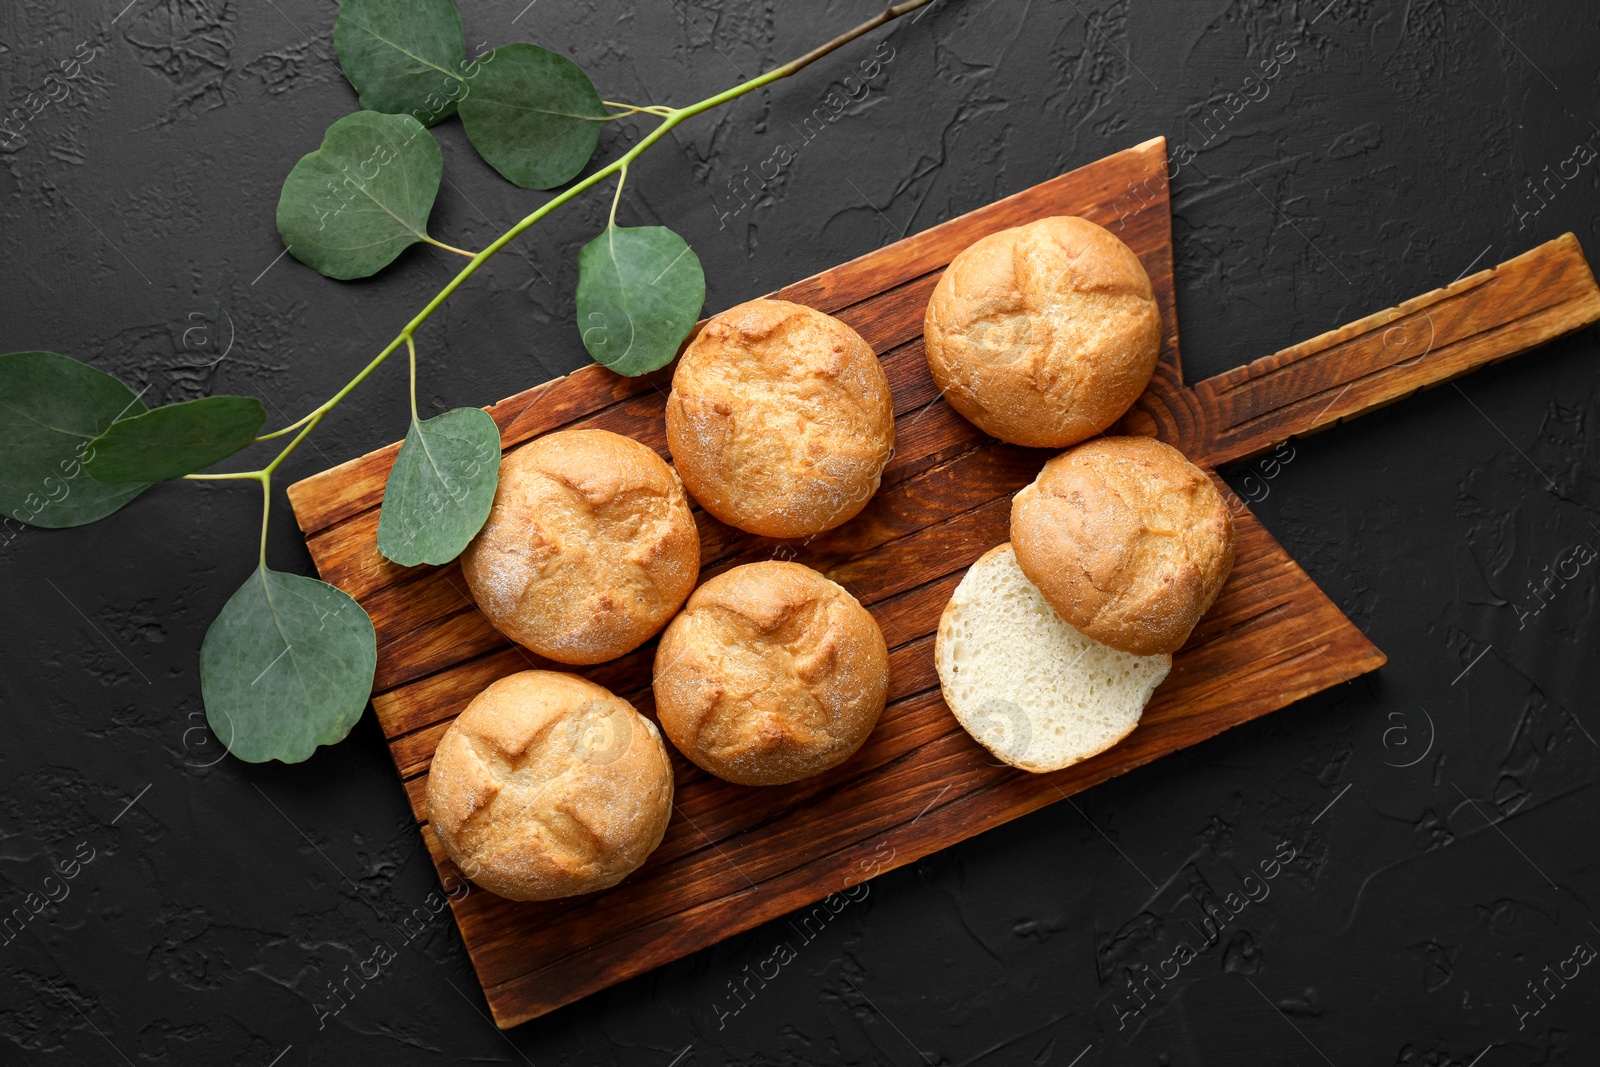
[665,299,894,539]
[461,428,700,665]
[923,215,1162,448]
[426,670,674,902]
[1010,436,1235,656]
[652,561,889,786]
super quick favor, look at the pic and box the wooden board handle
[1124,233,1600,465]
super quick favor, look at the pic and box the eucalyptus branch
[0,0,937,767]
[253,0,933,448]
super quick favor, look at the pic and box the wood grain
[286,134,1600,1027]
[1119,233,1600,464]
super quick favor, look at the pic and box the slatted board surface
[288,134,1600,1026]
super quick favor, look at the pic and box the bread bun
[923,216,1161,448]
[665,299,894,539]
[936,544,1170,772]
[426,671,674,901]
[461,428,700,665]
[1011,436,1234,656]
[652,561,889,785]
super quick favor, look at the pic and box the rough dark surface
[3,1,1598,1064]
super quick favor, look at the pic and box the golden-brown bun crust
[461,428,700,665]
[652,561,889,785]
[426,671,674,902]
[1011,437,1234,655]
[923,216,1162,448]
[665,299,894,539]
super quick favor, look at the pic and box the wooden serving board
[287,135,1600,1027]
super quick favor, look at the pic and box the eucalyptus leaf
[333,0,467,126]
[200,566,378,764]
[576,225,706,376]
[276,111,444,280]
[458,43,607,190]
[377,407,501,566]
[0,351,150,529]
[85,395,265,484]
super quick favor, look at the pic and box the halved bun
[935,544,1169,773]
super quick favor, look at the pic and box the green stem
[263,412,325,477]
[407,334,419,423]
[602,100,674,119]
[421,235,478,258]
[257,473,271,567]
[255,410,315,441]
[609,164,627,228]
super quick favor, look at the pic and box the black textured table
[3,2,1597,1064]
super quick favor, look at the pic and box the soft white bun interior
[935,544,1170,773]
